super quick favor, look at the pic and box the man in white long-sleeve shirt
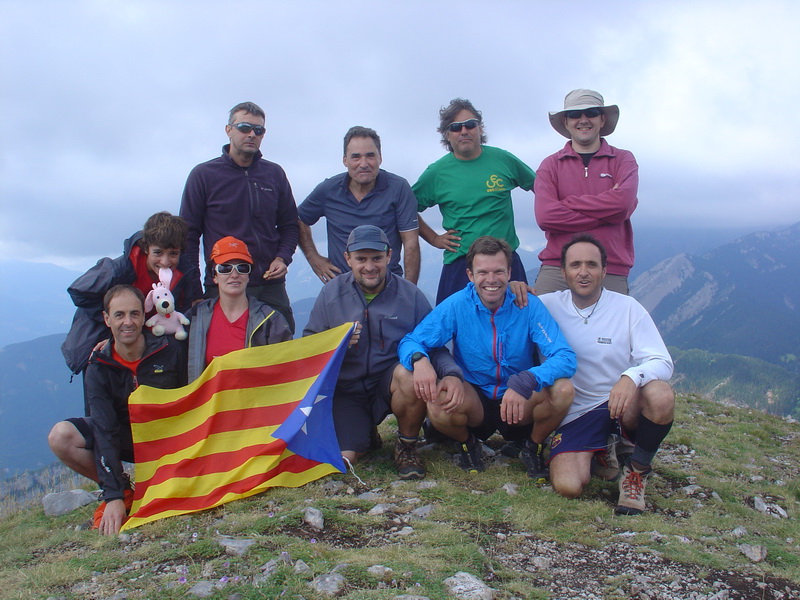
[539,234,674,515]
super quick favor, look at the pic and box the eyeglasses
[566,108,604,120]
[214,263,252,275]
[232,122,266,136]
[447,118,480,132]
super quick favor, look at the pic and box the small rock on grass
[443,571,496,600]
[42,489,97,516]
[303,507,324,530]
[368,564,394,578]
[738,543,767,563]
[309,573,345,596]
[217,536,255,556]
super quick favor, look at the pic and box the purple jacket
[534,139,638,276]
[180,145,299,290]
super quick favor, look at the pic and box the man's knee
[48,421,82,454]
[642,381,675,420]
[546,378,574,410]
[391,364,415,398]
[549,452,590,499]
[550,467,587,499]
[552,477,584,499]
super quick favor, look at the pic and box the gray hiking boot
[615,462,652,516]
[393,439,425,480]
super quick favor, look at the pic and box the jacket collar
[465,282,515,315]
[556,138,615,161]
[221,144,263,168]
[93,330,167,366]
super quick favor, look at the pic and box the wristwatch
[411,352,426,364]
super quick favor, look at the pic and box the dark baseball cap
[346,225,390,252]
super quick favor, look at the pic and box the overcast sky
[2,0,799,272]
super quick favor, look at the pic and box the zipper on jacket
[248,310,276,347]
[490,312,502,400]
[584,166,588,178]
[362,307,371,385]
[378,315,397,350]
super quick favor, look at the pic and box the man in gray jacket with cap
[533,89,639,295]
[303,225,463,480]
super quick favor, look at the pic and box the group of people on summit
[50,89,675,535]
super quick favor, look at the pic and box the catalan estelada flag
[120,323,352,531]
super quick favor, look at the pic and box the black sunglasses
[215,263,252,275]
[566,108,604,120]
[447,118,480,132]
[232,122,266,136]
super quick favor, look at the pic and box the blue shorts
[436,251,528,305]
[548,403,618,461]
[468,386,533,442]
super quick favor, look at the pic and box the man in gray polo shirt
[298,126,420,284]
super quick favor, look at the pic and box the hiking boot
[592,434,620,481]
[615,463,652,515]
[519,441,549,483]
[368,426,383,453]
[458,436,485,473]
[499,439,526,458]
[616,435,635,463]
[393,439,425,480]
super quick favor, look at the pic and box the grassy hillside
[0,394,798,599]
[671,347,800,418]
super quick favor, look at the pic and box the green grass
[1,394,799,599]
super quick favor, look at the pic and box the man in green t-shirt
[414,98,536,304]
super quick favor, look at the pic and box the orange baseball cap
[209,236,253,264]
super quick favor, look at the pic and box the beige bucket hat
[549,89,619,138]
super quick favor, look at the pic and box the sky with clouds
[2,0,799,271]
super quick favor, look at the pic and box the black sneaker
[500,439,526,458]
[519,441,549,483]
[422,418,450,444]
[458,435,485,473]
[393,439,425,480]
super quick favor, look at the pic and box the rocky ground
[35,434,800,600]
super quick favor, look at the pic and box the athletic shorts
[436,251,528,305]
[548,403,618,460]
[333,364,396,453]
[65,416,135,463]
[468,385,533,442]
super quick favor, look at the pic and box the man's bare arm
[417,214,461,252]
[399,229,421,284]
[298,220,341,283]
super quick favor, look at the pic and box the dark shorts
[333,364,396,453]
[549,403,618,460]
[436,251,528,305]
[468,385,533,442]
[65,417,135,463]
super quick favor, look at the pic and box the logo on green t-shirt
[485,174,506,193]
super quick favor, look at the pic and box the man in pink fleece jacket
[533,89,639,295]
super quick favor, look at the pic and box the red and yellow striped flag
[121,323,353,530]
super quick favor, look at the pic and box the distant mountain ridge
[631,222,800,372]
[0,334,83,479]
[3,223,799,478]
